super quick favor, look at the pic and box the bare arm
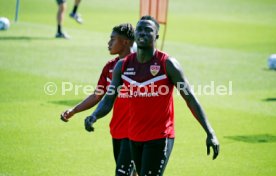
[84,60,123,131]
[61,61,111,122]
[73,94,104,113]
[60,90,104,122]
[166,57,220,160]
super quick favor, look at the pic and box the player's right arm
[61,63,110,122]
[84,60,124,131]
[61,93,104,122]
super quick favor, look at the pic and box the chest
[123,59,165,83]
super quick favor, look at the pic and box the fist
[84,115,97,132]
[60,109,75,122]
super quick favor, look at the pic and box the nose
[108,40,112,47]
[138,31,146,37]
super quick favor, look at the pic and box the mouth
[137,38,145,42]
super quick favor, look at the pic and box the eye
[135,27,142,32]
[145,28,153,32]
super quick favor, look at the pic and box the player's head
[135,15,160,49]
[112,23,135,41]
[140,15,160,32]
[108,23,135,55]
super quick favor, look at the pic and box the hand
[206,134,220,160]
[84,115,97,132]
[60,109,75,122]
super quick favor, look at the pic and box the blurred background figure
[56,0,83,39]
[268,54,276,70]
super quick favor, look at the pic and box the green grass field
[1,0,276,175]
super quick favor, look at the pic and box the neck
[118,48,131,59]
[137,47,156,63]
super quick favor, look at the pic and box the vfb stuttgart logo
[150,65,160,76]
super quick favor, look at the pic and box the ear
[123,39,129,45]
[156,35,159,40]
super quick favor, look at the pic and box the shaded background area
[225,134,276,143]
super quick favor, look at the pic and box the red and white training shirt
[97,57,129,139]
[120,50,175,142]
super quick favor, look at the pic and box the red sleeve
[95,63,109,95]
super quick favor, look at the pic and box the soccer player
[56,0,83,39]
[85,16,220,176]
[60,23,137,176]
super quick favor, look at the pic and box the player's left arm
[166,57,220,160]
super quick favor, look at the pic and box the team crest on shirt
[150,65,160,76]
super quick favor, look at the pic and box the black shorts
[112,138,135,176]
[130,138,174,176]
[56,0,66,5]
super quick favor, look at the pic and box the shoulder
[121,52,136,69]
[100,57,119,73]
[113,59,124,72]
[165,57,185,83]
[165,57,182,70]
[105,57,119,67]
[124,52,136,61]
[155,50,169,60]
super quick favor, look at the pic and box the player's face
[108,31,127,55]
[135,20,158,49]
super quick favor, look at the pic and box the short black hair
[112,23,135,41]
[139,15,160,32]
